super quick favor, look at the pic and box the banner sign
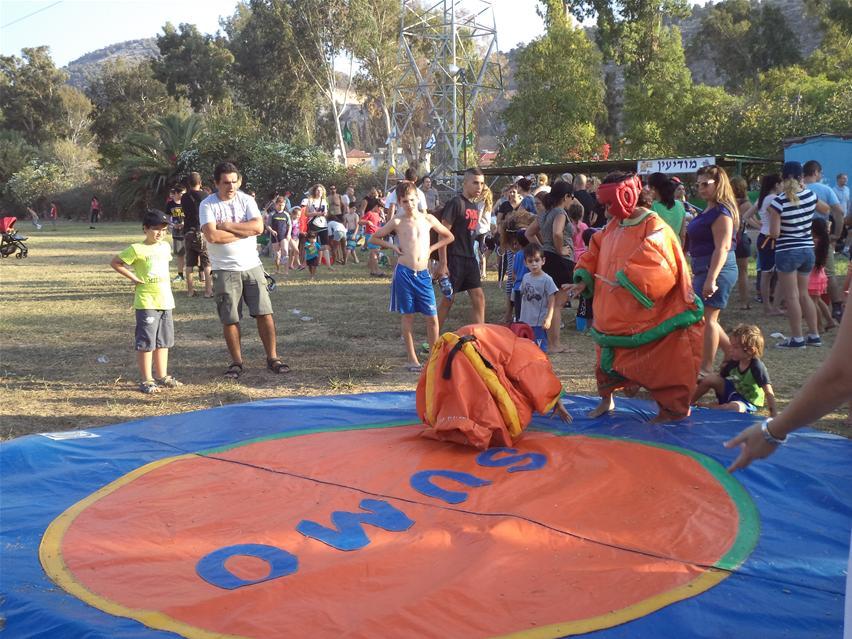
[637,156,715,174]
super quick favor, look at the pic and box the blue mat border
[1,391,849,638]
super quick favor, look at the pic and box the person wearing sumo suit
[564,172,705,422]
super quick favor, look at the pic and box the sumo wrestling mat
[1,392,849,638]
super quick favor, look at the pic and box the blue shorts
[346,230,359,250]
[715,379,758,413]
[532,325,548,353]
[775,247,815,274]
[389,264,438,316]
[365,234,380,251]
[756,234,775,272]
[692,251,737,309]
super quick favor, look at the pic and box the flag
[342,123,353,146]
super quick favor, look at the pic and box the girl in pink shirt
[569,203,588,260]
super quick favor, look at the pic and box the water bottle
[439,275,453,299]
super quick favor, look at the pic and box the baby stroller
[1,217,29,259]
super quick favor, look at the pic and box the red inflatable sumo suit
[416,323,564,449]
[573,175,704,419]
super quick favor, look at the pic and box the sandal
[224,362,243,380]
[266,358,291,374]
[406,363,423,373]
[155,375,183,388]
[138,380,160,394]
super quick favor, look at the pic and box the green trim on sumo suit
[594,297,704,377]
[615,270,654,309]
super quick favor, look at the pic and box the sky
[0,0,548,68]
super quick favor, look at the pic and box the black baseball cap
[143,209,170,227]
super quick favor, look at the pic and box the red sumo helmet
[597,174,643,220]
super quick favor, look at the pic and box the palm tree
[115,113,203,212]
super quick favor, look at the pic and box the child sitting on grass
[692,324,776,415]
[368,181,454,372]
[109,210,183,394]
[518,243,558,353]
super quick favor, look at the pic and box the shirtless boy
[369,182,454,371]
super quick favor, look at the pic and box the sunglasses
[696,179,716,187]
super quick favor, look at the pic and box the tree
[499,9,606,163]
[620,24,692,156]
[349,0,400,149]
[668,84,743,155]
[6,160,70,208]
[114,113,203,211]
[0,47,68,145]
[153,22,234,110]
[564,0,689,72]
[689,0,802,90]
[806,0,852,82]
[286,0,356,164]
[223,0,318,141]
[0,130,38,184]
[86,59,184,164]
[58,85,94,146]
[734,66,852,156]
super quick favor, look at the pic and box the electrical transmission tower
[387,0,503,191]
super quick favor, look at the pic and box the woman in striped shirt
[768,161,830,349]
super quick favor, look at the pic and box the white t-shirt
[327,220,346,240]
[757,194,778,236]
[199,191,262,271]
[386,187,428,216]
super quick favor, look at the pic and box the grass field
[1,221,849,441]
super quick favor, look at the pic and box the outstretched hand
[724,423,779,472]
[551,401,573,423]
[562,282,586,299]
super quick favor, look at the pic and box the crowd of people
[109,161,851,433]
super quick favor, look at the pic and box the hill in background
[64,38,159,90]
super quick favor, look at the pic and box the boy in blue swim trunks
[369,182,454,371]
[692,324,776,415]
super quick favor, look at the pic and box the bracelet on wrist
[761,418,787,445]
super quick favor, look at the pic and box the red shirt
[362,210,381,235]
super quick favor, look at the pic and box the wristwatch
[761,418,787,445]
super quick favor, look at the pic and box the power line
[1,1,63,29]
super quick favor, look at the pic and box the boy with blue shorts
[369,182,454,371]
[110,210,183,394]
[692,324,776,416]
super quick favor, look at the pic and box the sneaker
[139,380,161,394]
[172,274,185,282]
[776,338,806,349]
[155,375,184,388]
[805,336,822,347]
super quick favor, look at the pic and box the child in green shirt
[110,210,182,394]
[692,324,776,415]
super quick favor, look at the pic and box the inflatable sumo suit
[573,175,704,418]
[416,323,563,450]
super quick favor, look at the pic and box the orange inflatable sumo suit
[573,177,704,419]
[416,323,563,450]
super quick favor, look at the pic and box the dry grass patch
[1,222,848,440]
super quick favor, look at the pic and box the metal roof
[461,154,780,177]
[782,132,852,146]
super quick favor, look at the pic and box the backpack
[416,324,563,450]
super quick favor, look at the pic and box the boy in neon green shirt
[110,210,182,394]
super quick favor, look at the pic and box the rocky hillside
[64,38,159,90]
[678,0,817,85]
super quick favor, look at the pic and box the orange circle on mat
[40,425,757,639]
